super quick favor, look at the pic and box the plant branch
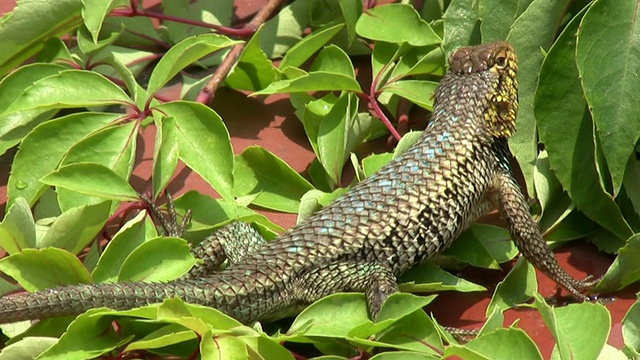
[111,3,255,38]
[198,0,285,105]
[368,61,402,141]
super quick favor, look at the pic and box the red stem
[111,5,255,38]
[198,0,284,104]
[368,60,401,141]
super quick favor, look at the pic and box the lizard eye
[495,55,508,69]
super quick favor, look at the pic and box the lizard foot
[139,192,192,237]
[558,274,604,303]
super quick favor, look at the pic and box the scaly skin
[0,42,598,324]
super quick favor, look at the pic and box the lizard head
[449,42,519,138]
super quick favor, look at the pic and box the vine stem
[368,58,402,141]
[198,0,285,105]
[112,2,255,38]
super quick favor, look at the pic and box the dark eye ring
[495,56,507,68]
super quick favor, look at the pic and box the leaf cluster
[0,0,638,359]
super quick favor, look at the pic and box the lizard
[0,41,599,325]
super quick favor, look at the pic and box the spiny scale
[0,42,598,325]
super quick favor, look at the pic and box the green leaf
[371,41,399,81]
[0,248,91,292]
[361,153,394,177]
[152,117,179,198]
[239,334,295,360]
[338,0,362,45]
[161,0,233,43]
[37,201,111,254]
[355,4,441,46]
[155,301,209,335]
[317,93,355,185]
[159,299,243,330]
[36,37,74,64]
[0,198,36,254]
[597,233,640,292]
[445,328,543,360]
[101,50,143,104]
[124,324,197,352]
[38,309,134,360]
[487,257,536,314]
[202,334,248,360]
[92,211,150,283]
[0,0,83,76]
[533,294,610,360]
[543,210,599,243]
[347,296,439,349]
[444,228,501,270]
[576,0,640,194]
[462,224,517,264]
[81,0,128,42]
[400,262,486,293]
[225,26,279,91]
[295,93,338,161]
[507,0,572,197]
[297,188,348,222]
[0,336,58,360]
[280,23,345,69]
[481,307,505,336]
[1,70,132,116]
[8,112,120,208]
[371,352,440,360]
[288,293,370,337]
[441,0,480,57]
[375,311,443,354]
[252,71,362,95]
[478,0,521,42]
[146,33,240,95]
[76,23,122,54]
[234,146,314,213]
[533,151,574,231]
[377,293,435,322]
[258,0,311,59]
[381,80,438,110]
[310,45,355,78]
[41,163,138,201]
[392,46,445,78]
[155,102,235,202]
[0,63,69,157]
[56,121,138,211]
[118,237,196,282]
[622,297,640,357]
[535,10,633,241]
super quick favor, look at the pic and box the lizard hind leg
[291,261,399,322]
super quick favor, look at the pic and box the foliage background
[0,0,638,359]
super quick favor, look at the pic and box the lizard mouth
[449,42,519,138]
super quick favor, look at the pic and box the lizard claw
[559,274,604,303]
[139,192,192,238]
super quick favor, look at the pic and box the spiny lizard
[0,41,599,325]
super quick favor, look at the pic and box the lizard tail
[0,280,216,324]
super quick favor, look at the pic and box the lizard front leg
[184,222,266,279]
[493,173,600,299]
[140,194,265,278]
[291,261,398,321]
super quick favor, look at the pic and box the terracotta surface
[0,2,636,359]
